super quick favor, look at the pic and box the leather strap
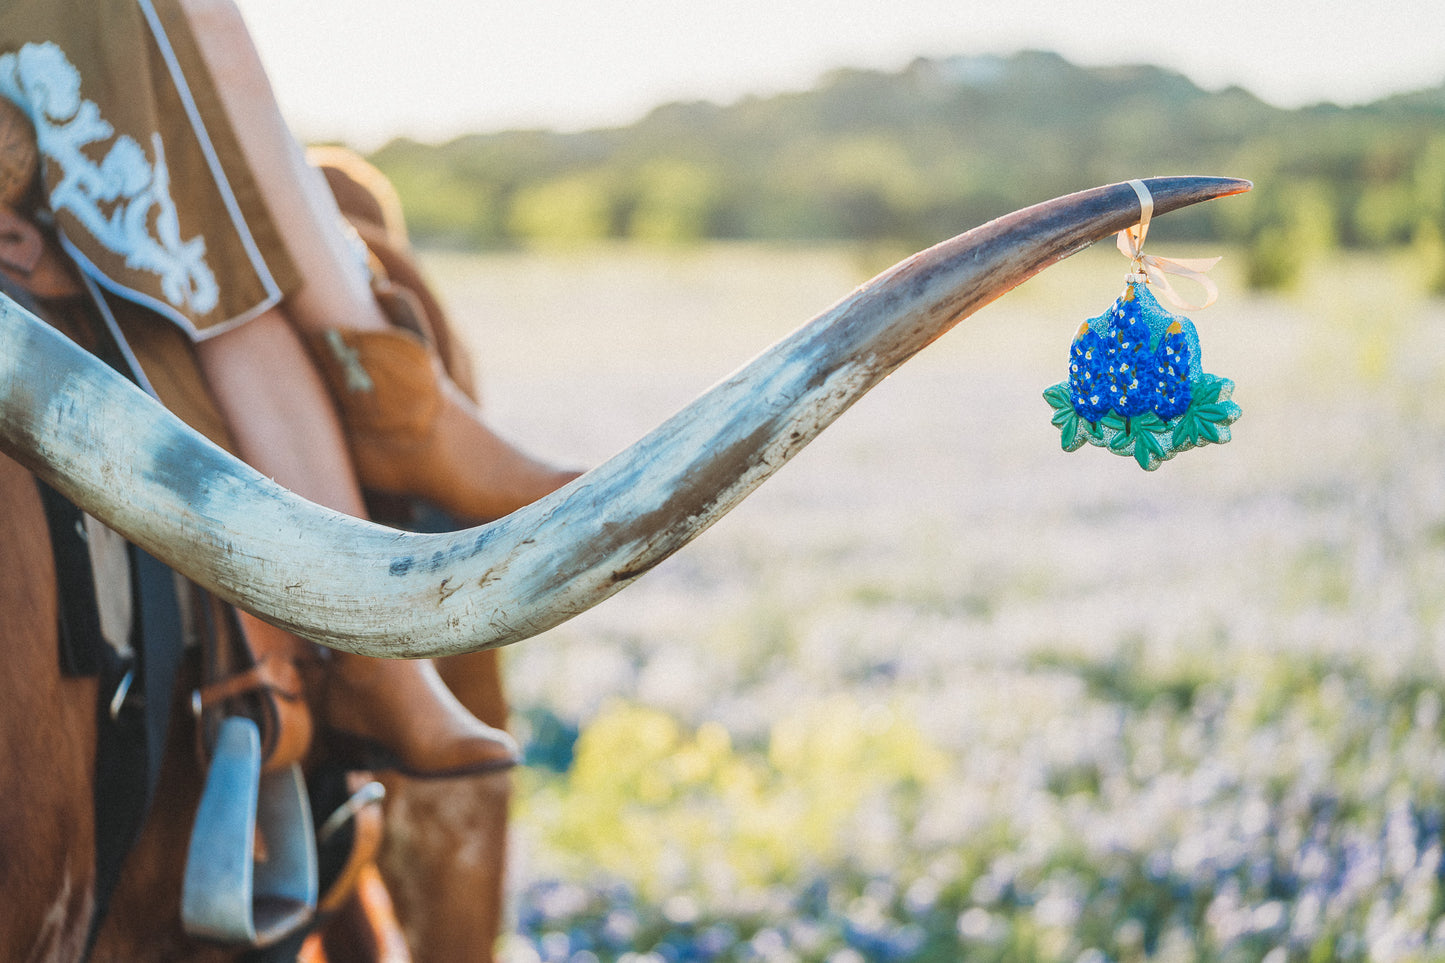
[193,596,314,775]
[196,653,304,709]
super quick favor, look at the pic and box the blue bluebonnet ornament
[1043,180,1240,470]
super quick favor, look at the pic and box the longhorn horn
[0,176,1250,658]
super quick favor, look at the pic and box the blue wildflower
[1068,326,1112,422]
[1066,285,1196,424]
[1110,312,1155,418]
[1151,324,1193,420]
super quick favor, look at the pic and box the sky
[233,0,1445,149]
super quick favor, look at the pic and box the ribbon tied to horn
[1117,178,1221,310]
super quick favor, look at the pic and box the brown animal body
[0,453,101,962]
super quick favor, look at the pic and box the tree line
[366,50,1445,291]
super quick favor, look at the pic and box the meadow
[422,238,1445,963]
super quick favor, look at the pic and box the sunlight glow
[234,0,1444,148]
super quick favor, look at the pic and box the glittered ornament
[1043,180,1240,470]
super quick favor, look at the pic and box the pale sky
[233,0,1445,149]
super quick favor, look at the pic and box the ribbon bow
[1117,179,1221,310]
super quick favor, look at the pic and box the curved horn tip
[1138,175,1253,214]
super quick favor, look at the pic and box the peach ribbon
[1118,178,1221,310]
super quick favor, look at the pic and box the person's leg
[192,309,363,508]
[193,311,519,777]
[180,0,578,521]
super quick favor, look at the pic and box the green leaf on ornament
[1191,375,1224,406]
[1058,413,1086,450]
[1170,415,1198,450]
[1195,403,1234,423]
[1133,427,1166,470]
[1108,424,1135,453]
[1133,411,1165,433]
[1042,383,1072,411]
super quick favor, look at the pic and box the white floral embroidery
[0,41,219,314]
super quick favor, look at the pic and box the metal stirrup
[181,716,318,947]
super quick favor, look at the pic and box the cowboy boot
[320,649,521,778]
[307,326,579,524]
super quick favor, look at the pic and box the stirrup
[181,716,318,947]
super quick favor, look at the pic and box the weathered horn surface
[0,176,1250,657]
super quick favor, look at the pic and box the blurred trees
[364,51,1445,290]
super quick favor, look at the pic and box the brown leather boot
[307,326,580,524]
[320,650,521,779]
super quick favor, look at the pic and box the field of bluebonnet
[428,240,1445,963]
